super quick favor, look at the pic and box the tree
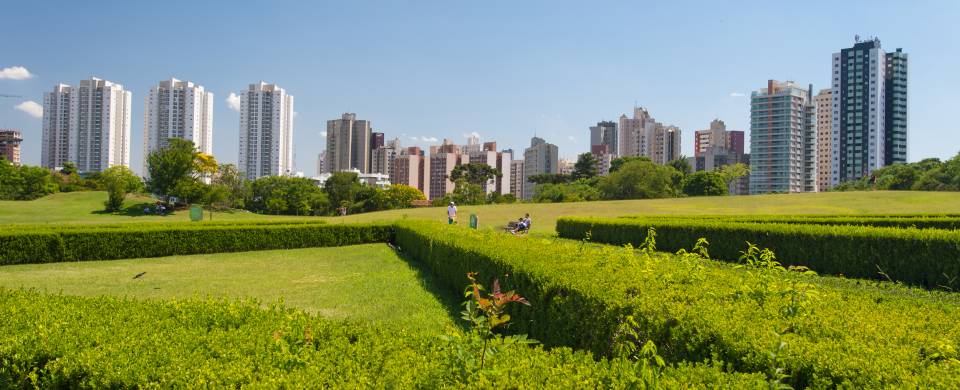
[323,171,362,210]
[251,176,327,215]
[527,173,572,185]
[681,171,728,196]
[99,166,143,212]
[212,164,250,209]
[597,159,677,200]
[450,163,501,186]
[609,156,652,173]
[873,163,919,190]
[717,163,750,185]
[451,179,486,205]
[147,139,198,203]
[533,180,601,203]
[60,162,77,176]
[667,157,692,176]
[373,184,426,210]
[572,153,599,180]
[0,160,58,200]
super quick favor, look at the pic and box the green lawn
[0,244,459,331]
[3,191,960,235]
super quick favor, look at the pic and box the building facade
[67,78,132,173]
[466,141,511,196]
[371,138,400,179]
[41,84,72,169]
[143,78,213,174]
[0,130,22,165]
[831,38,907,186]
[510,159,524,199]
[814,89,833,190]
[749,80,817,194]
[325,113,371,174]
[522,136,558,200]
[589,120,618,157]
[428,151,468,200]
[392,146,430,198]
[238,82,295,179]
[694,119,744,157]
[618,106,680,164]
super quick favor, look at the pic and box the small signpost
[189,205,204,222]
[469,214,479,229]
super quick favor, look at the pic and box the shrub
[558,216,960,289]
[0,289,767,388]
[395,221,960,388]
[0,222,389,265]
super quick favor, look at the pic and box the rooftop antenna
[854,34,860,43]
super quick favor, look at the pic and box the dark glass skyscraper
[885,48,908,165]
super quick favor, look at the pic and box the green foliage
[0,222,387,265]
[532,179,601,203]
[147,138,198,202]
[447,180,486,206]
[834,152,960,191]
[609,156,652,173]
[450,163,500,186]
[323,171,362,209]
[667,157,691,176]
[252,176,328,215]
[210,163,250,209]
[526,173,572,185]
[396,220,960,388]
[0,159,58,200]
[572,153,600,180]
[597,159,678,199]
[558,216,960,289]
[98,166,143,212]
[681,171,728,196]
[0,289,767,388]
[371,184,426,210]
[459,272,533,370]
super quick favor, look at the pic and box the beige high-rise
[814,89,832,191]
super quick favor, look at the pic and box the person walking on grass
[447,201,458,224]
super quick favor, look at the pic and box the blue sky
[1,0,958,176]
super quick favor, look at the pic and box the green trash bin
[469,214,479,229]
[189,205,204,222]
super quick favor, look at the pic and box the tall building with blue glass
[829,37,908,187]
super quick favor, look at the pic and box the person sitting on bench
[512,214,531,234]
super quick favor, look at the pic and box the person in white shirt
[447,202,457,224]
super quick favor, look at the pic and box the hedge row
[560,217,960,289]
[0,222,390,265]
[0,289,767,388]
[621,214,960,230]
[0,218,328,232]
[395,221,960,388]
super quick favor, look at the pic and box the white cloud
[0,66,34,80]
[226,93,241,111]
[14,100,42,118]
[320,131,327,137]
[567,136,576,142]
[462,131,481,139]
[408,136,419,141]
[422,136,439,143]
[729,92,745,97]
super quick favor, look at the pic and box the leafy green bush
[558,217,960,289]
[0,222,388,265]
[0,289,767,388]
[620,214,960,230]
[395,221,960,388]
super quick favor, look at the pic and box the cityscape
[0,37,910,199]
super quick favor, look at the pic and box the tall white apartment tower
[143,78,214,173]
[41,84,73,169]
[68,77,132,173]
[238,82,295,179]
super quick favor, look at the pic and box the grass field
[0,244,458,331]
[3,191,960,233]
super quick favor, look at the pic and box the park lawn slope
[0,244,456,331]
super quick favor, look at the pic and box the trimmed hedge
[0,289,767,388]
[395,221,960,388]
[560,217,960,289]
[621,214,960,230]
[0,222,391,265]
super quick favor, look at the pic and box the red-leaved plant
[461,272,532,369]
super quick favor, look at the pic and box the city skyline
[2,1,958,177]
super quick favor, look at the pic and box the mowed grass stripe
[0,244,458,331]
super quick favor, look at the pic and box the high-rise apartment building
[325,113,371,173]
[392,146,430,198]
[814,89,833,190]
[522,136,558,200]
[694,119,744,157]
[589,121,618,157]
[466,141,511,195]
[41,84,72,169]
[510,159,524,199]
[371,137,400,178]
[370,131,385,151]
[749,80,817,194]
[238,82,295,179]
[429,146,469,200]
[66,77,132,173]
[0,130,23,165]
[618,106,680,164]
[885,48,908,165]
[316,151,325,177]
[831,38,908,186]
[143,78,213,173]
